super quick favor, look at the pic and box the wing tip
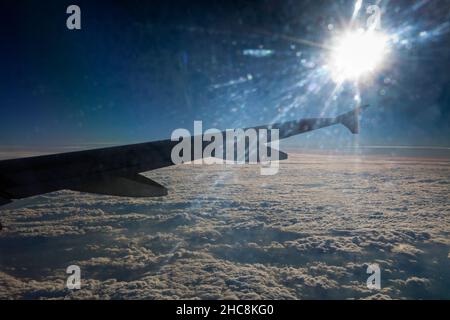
[338,104,369,134]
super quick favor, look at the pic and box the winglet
[336,104,369,134]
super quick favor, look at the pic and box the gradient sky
[1,0,449,151]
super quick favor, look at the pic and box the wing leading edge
[0,105,367,204]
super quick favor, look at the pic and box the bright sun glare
[330,28,388,82]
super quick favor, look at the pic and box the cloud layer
[0,154,449,299]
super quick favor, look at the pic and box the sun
[329,28,388,82]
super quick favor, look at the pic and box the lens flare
[330,29,388,82]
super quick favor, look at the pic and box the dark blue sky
[1,0,449,150]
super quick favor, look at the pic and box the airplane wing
[0,105,367,205]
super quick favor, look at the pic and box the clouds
[0,153,449,299]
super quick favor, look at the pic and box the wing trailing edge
[70,174,168,197]
[0,197,11,206]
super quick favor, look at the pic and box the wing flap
[0,197,11,206]
[70,174,168,197]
